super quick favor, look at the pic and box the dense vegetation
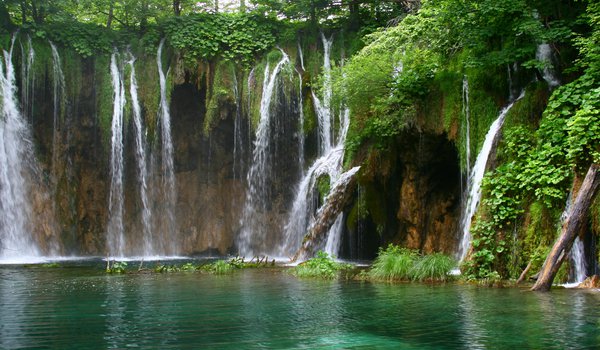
[1,0,598,283]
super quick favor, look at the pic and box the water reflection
[0,266,599,348]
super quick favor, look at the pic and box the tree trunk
[106,0,115,29]
[531,164,600,292]
[173,0,181,16]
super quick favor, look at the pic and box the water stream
[107,52,126,257]
[457,92,525,262]
[157,39,178,254]
[0,36,40,261]
[238,51,290,256]
[281,34,355,259]
[127,55,153,256]
[536,43,560,89]
[50,41,65,187]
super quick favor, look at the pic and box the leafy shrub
[290,251,352,279]
[106,261,128,274]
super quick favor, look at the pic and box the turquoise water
[1,262,599,349]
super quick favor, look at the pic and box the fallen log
[292,167,360,261]
[531,164,600,292]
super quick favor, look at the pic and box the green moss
[204,60,236,136]
[95,54,113,148]
[135,54,160,143]
[504,82,549,128]
[316,174,331,202]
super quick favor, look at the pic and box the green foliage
[316,174,330,202]
[31,21,115,58]
[290,251,352,279]
[106,261,128,274]
[204,260,235,275]
[164,13,277,67]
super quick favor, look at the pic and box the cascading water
[312,33,334,153]
[457,91,525,263]
[50,41,65,185]
[127,55,153,256]
[107,52,126,257]
[558,192,587,285]
[238,51,290,257]
[536,43,560,89]
[324,166,361,255]
[297,42,305,72]
[19,35,34,121]
[281,34,356,259]
[157,39,178,254]
[296,70,305,176]
[571,237,587,284]
[0,36,40,261]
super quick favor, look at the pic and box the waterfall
[297,42,305,72]
[297,70,305,176]
[107,52,126,257]
[281,34,355,259]
[462,76,471,176]
[324,166,361,255]
[536,43,560,89]
[50,42,65,186]
[571,237,587,283]
[457,91,525,262]
[238,51,290,256]
[19,35,34,121]
[558,191,587,284]
[157,39,178,254]
[312,33,334,153]
[127,55,153,256]
[0,36,40,261]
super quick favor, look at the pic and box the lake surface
[1,261,599,349]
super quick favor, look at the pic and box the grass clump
[369,245,418,281]
[202,260,235,275]
[368,244,456,282]
[411,253,456,282]
[290,251,352,279]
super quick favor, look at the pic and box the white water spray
[312,33,334,153]
[457,92,525,262]
[107,52,126,257]
[281,34,356,258]
[324,166,361,255]
[50,41,65,185]
[0,35,40,261]
[536,43,560,89]
[127,55,153,256]
[238,51,290,256]
[157,39,178,254]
